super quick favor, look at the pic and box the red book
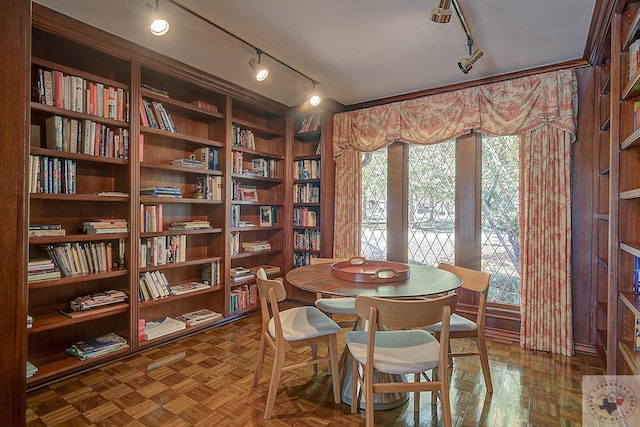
[53,70,64,109]
[139,94,149,127]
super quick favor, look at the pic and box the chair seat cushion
[315,297,356,315]
[268,306,340,341]
[423,313,477,333]
[345,330,440,375]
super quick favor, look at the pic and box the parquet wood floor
[26,304,602,426]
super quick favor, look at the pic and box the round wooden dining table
[285,262,463,410]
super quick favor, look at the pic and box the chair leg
[431,368,438,405]
[413,373,421,411]
[364,368,374,427]
[253,333,266,387]
[311,344,318,376]
[439,365,452,427]
[264,349,285,420]
[351,357,359,414]
[477,334,493,393]
[328,335,341,403]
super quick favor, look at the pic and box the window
[481,135,520,305]
[360,133,520,308]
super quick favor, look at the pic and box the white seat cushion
[268,306,340,341]
[315,297,356,315]
[346,330,440,375]
[423,313,478,333]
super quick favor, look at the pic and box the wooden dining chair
[423,263,493,393]
[253,268,341,419]
[346,293,458,427]
[311,257,356,322]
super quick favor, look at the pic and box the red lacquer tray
[330,257,410,283]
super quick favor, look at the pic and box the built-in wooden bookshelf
[609,1,640,375]
[25,4,292,388]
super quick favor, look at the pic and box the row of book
[231,205,276,228]
[139,96,177,133]
[294,229,321,251]
[193,146,220,171]
[243,240,272,253]
[44,115,129,159]
[66,332,129,361]
[34,67,130,122]
[201,260,222,287]
[294,158,321,180]
[195,175,223,201]
[169,220,212,230]
[171,157,204,168]
[139,235,187,267]
[297,114,321,134]
[28,155,76,194]
[141,204,163,232]
[40,239,125,277]
[230,283,259,313]
[293,252,319,268]
[250,158,278,178]
[293,206,319,227]
[293,182,321,203]
[231,125,255,149]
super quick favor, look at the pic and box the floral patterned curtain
[332,69,577,356]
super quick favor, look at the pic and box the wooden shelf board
[140,89,224,120]
[598,165,610,175]
[139,196,222,205]
[619,189,640,200]
[30,146,129,165]
[28,269,128,289]
[232,118,283,139]
[139,285,223,307]
[32,57,129,90]
[294,154,321,161]
[621,128,640,150]
[595,213,609,220]
[620,242,640,257]
[231,173,283,183]
[139,257,222,272]
[231,249,282,259]
[140,162,222,176]
[231,146,285,160]
[140,126,223,148]
[597,256,609,268]
[141,228,223,237]
[618,340,640,375]
[620,291,640,318]
[230,225,282,232]
[29,303,130,333]
[30,193,129,202]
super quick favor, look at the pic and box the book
[144,317,186,340]
[230,266,252,277]
[176,308,222,326]
[169,281,211,295]
[59,302,128,319]
[26,361,38,378]
[66,332,129,360]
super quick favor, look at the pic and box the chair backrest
[256,267,268,280]
[437,263,490,329]
[353,293,458,331]
[256,269,288,337]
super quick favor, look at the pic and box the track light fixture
[249,51,269,81]
[429,0,483,73]
[143,0,170,36]
[166,0,320,106]
[309,82,321,107]
[458,48,483,74]
[430,0,452,23]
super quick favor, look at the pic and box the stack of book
[138,270,171,301]
[201,260,221,286]
[26,361,38,378]
[176,308,222,327]
[140,186,182,198]
[230,266,254,284]
[171,157,204,168]
[27,256,61,283]
[242,240,272,253]
[169,281,211,295]
[83,219,128,235]
[168,220,211,230]
[28,223,66,238]
[143,317,186,341]
[66,289,128,313]
[66,332,129,360]
[249,265,281,278]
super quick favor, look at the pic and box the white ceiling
[34,0,597,108]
